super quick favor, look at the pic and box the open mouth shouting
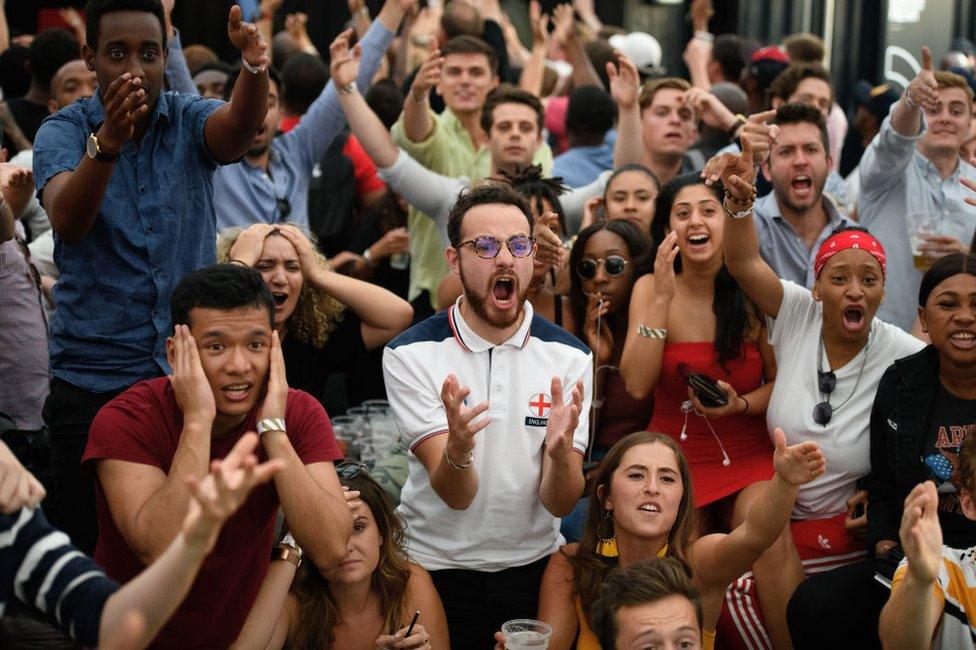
[222,382,253,403]
[841,304,866,332]
[686,232,711,252]
[271,291,288,308]
[790,174,814,199]
[490,275,518,310]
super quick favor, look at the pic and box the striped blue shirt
[1,507,118,646]
[211,20,395,233]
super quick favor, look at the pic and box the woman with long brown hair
[532,429,825,649]
[231,465,448,649]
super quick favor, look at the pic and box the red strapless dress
[648,341,774,507]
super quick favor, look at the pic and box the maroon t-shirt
[82,377,340,649]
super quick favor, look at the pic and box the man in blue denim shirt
[31,0,270,553]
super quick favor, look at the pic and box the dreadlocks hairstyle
[500,164,570,235]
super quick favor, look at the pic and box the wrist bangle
[727,113,747,141]
[443,446,474,470]
[337,80,358,95]
[241,55,267,74]
[694,30,714,43]
[740,395,749,415]
[256,418,286,436]
[274,543,303,567]
[637,324,667,339]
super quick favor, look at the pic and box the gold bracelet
[637,324,667,339]
[274,544,303,568]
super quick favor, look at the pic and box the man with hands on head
[82,264,351,649]
[859,46,976,331]
[32,0,272,555]
[0,428,283,649]
[383,185,592,648]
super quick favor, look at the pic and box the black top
[7,97,48,152]
[922,384,976,544]
[281,310,366,408]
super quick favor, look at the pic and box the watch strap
[256,418,286,435]
[88,133,119,162]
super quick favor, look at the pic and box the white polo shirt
[383,299,593,572]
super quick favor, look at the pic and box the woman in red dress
[620,172,776,531]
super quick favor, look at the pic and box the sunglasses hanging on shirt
[812,331,871,426]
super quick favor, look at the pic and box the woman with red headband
[700,136,925,648]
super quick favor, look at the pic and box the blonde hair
[934,70,975,103]
[216,228,346,348]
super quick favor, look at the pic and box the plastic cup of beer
[502,619,552,649]
[907,212,937,270]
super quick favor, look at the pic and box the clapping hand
[906,47,938,113]
[899,481,943,584]
[544,377,583,459]
[771,427,826,486]
[329,29,361,88]
[97,72,148,152]
[227,5,269,70]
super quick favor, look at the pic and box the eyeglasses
[812,370,837,426]
[336,461,367,479]
[577,255,629,280]
[458,235,535,259]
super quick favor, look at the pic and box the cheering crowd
[2,0,976,648]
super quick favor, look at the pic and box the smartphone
[685,372,729,408]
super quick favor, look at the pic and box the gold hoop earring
[595,510,618,558]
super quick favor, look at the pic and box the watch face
[86,134,98,159]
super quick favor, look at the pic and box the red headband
[814,231,887,278]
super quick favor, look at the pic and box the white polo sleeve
[382,345,449,450]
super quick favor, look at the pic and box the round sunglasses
[458,235,535,259]
[576,255,629,280]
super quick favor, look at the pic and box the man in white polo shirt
[383,184,592,648]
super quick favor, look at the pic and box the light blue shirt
[752,192,850,288]
[211,21,395,233]
[859,113,976,331]
[551,130,616,188]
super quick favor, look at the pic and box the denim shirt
[33,90,223,392]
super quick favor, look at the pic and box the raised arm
[403,47,443,143]
[609,52,643,168]
[98,433,283,648]
[619,238,677,399]
[702,124,784,318]
[202,6,270,163]
[95,325,216,563]
[161,0,196,94]
[689,428,825,590]
[277,226,413,349]
[259,332,352,567]
[891,46,936,138]
[878,482,945,650]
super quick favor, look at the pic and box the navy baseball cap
[853,80,899,119]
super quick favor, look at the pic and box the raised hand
[652,231,679,304]
[962,159,976,207]
[409,47,444,102]
[690,0,714,30]
[583,292,613,366]
[551,3,575,46]
[544,377,583,459]
[771,427,826,486]
[329,29,361,88]
[0,441,46,514]
[701,128,757,203]
[737,109,779,164]
[342,485,365,514]
[228,223,275,267]
[0,164,34,217]
[258,330,288,423]
[529,1,550,49]
[227,5,269,70]
[532,211,567,279]
[899,481,943,584]
[906,46,939,113]
[687,380,744,420]
[168,324,217,426]
[607,51,640,110]
[182,432,285,551]
[682,87,736,130]
[97,72,149,152]
[441,374,490,465]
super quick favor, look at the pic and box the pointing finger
[748,108,777,124]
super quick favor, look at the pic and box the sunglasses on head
[336,461,367,480]
[576,255,629,280]
[458,235,535,259]
[812,370,837,426]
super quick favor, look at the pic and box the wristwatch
[256,418,286,436]
[723,201,754,220]
[87,133,119,163]
[274,534,303,568]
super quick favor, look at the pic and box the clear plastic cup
[907,212,937,270]
[502,619,552,649]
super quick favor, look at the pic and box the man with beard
[859,46,976,331]
[31,0,270,553]
[210,0,413,232]
[749,103,851,288]
[382,184,592,648]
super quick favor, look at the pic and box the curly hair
[216,228,346,348]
